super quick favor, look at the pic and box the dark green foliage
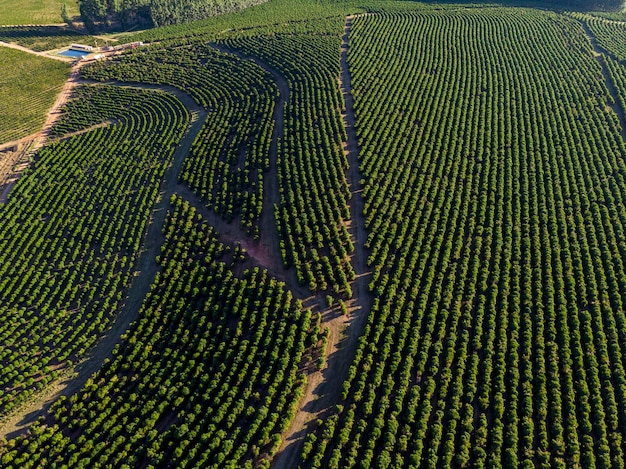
[51,84,161,135]
[305,7,626,468]
[0,196,314,468]
[0,26,94,52]
[222,19,355,297]
[0,85,188,417]
[131,0,358,43]
[61,3,72,25]
[583,15,626,61]
[83,43,277,234]
[77,0,267,31]
[148,0,268,28]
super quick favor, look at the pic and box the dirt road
[208,41,289,275]
[0,40,71,61]
[0,64,79,203]
[1,29,372,465]
[271,15,372,469]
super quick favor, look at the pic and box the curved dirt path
[271,15,372,469]
[0,55,305,440]
[0,82,208,441]
[1,28,372,462]
[0,40,70,61]
[208,41,288,275]
[580,19,626,143]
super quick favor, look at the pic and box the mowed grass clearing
[0,47,69,144]
[0,0,79,25]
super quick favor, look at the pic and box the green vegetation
[0,0,79,26]
[131,0,357,42]
[585,15,626,61]
[49,85,146,135]
[303,7,626,467]
[77,0,268,30]
[0,48,69,145]
[606,55,626,110]
[0,85,188,417]
[0,26,95,51]
[83,44,278,235]
[0,195,317,468]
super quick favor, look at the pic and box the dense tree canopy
[77,0,267,30]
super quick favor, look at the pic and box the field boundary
[1,27,373,463]
[0,64,79,203]
[0,41,150,200]
[0,40,70,61]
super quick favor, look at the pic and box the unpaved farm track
[271,15,372,469]
[0,40,71,62]
[0,40,152,198]
[209,41,288,276]
[0,65,79,201]
[0,54,295,440]
[1,25,373,463]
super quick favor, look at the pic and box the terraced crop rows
[584,16,626,62]
[6,3,626,469]
[0,26,94,52]
[0,85,189,418]
[222,21,356,298]
[1,196,320,468]
[83,44,279,237]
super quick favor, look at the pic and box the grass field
[0,47,69,144]
[0,0,79,26]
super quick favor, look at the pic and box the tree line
[77,0,268,31]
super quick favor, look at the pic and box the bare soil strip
[271,15,373,469]
[0,40,71,61]
[0,83,208,441]
[0,41,138,201]
[208,41,288,275]
[0,141,36,204]
[0,39,150,152]
[0,50,296,440]
[173,183,318,303]
[580,20,626,143]
[1,25,372,460]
